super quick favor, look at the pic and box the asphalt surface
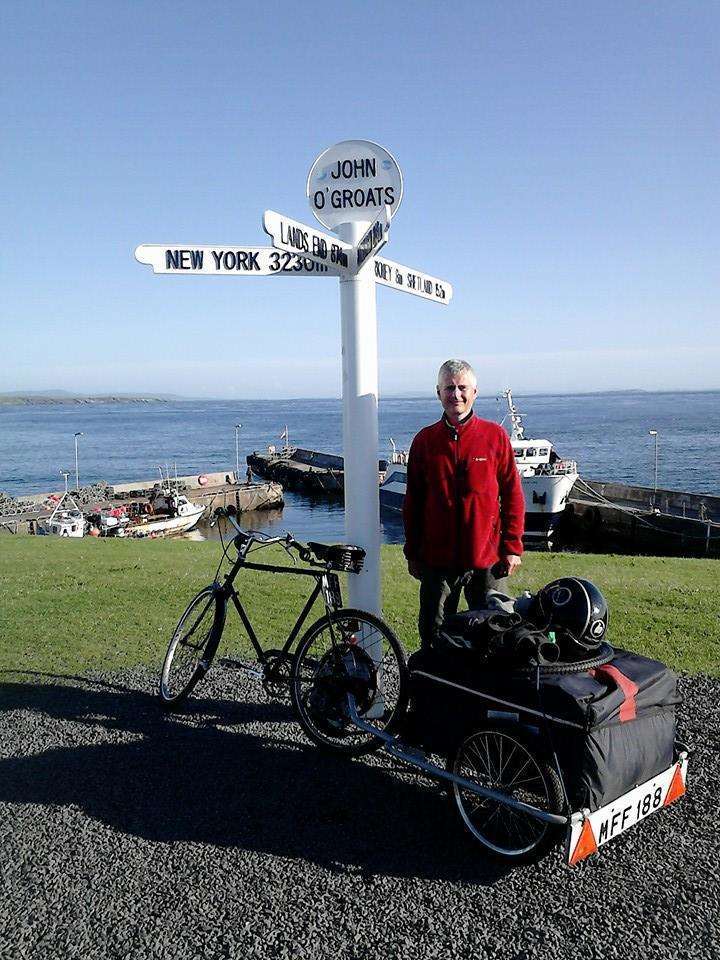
[1,667,718,960]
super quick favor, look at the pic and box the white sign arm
[373,256,453,305]
[354,206,390,272]
[134,244,339,276]
[263,211,353,275]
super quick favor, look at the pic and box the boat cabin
[148,489,197,518]
[512,439,555,475]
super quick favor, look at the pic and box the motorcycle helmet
[535,577,609,652]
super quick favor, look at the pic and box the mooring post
[338,219,381,616]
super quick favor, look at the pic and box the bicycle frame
[217,535,343,667]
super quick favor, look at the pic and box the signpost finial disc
[307,139,403,231]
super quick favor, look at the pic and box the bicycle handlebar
[213,507,311,560]
[212,508,365,573]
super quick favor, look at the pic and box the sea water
[1,391,717,543]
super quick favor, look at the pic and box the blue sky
[3,1,718,398]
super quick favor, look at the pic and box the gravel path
[1,667,717,960]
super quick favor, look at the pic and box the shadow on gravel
[0,676,511,885]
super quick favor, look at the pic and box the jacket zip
[452,425,462,571]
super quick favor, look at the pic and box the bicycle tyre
[511,642,614,676]
[290,608,409,756]
[159,584,226,709]
[449,725,565,863]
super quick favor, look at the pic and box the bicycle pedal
[363,698,386,721]
[218,657,245,670]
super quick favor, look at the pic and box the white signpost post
[135,139,452,614]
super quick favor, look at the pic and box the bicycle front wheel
[159,585,226,708]
[290,608,408,755]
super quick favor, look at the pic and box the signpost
[135,139,452,614]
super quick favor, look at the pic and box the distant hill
[0,392,180,406]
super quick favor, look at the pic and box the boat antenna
[497,388,525,440]
[389,437,397,461]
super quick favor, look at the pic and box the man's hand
[505,554,522,576]
[407,559,423,581]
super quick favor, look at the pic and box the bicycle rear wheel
[290,608,408,755]
[159,585,226,708]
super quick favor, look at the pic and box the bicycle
[159,507,408,754]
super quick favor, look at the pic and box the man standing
[403,359,525,648]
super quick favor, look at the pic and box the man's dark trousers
[418,565,508,649]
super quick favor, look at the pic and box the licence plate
[566,756,688,866]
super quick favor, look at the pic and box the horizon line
[3,386,720,403]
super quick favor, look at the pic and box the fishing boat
[379,390,579,546]
[38,492,86,538]
[123,487,205,538]
[87,486,205,538]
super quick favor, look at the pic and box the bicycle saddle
[306,542,366,573]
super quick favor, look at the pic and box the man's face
[437,372,478,420]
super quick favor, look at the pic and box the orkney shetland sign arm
[374,255,453,305]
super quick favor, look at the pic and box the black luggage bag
[406,646,679,812]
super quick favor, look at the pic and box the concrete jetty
[247,447,387,495]
[0,469,283,534]
[568,479,720,556]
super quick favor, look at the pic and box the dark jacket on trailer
[403,413,525,572]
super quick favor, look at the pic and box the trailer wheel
[448,726,565,863]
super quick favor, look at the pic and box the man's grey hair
[437,359,477,386]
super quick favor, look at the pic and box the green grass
[1,536,719,677]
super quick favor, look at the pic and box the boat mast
[500,389,525,441]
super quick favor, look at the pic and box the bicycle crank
[262,650,293,699]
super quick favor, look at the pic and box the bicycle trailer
[398,644,687,864]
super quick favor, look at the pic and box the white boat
[87,486,206,539]
[500,389,578,543]
[379,390,579,546]
[124,489,205,538]
[38,492,86,538]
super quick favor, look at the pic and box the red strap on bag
[591,664,639,722]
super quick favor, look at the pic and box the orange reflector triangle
[664,764,686,806]
[569,817,598,866]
